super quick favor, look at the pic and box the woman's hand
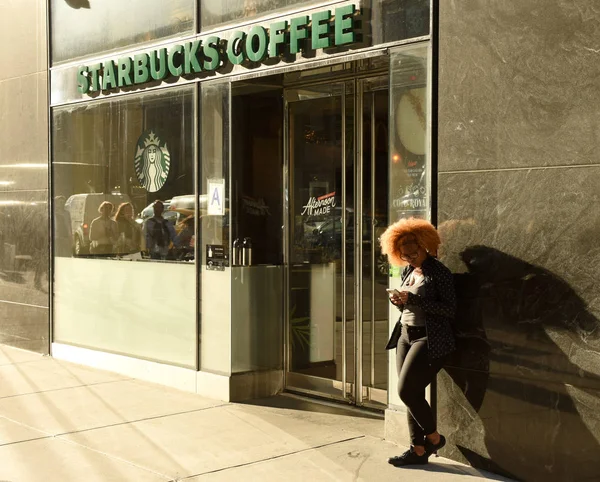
[388,288,410,306]
[396,290,409,304]
[389,292,405,307]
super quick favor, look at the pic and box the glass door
[285,81,355,401]
[284,74,389,408]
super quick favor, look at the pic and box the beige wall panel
[0,0,47,81]
[0,72,48,190]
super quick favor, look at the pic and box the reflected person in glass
[174,214,194,260]
[380,217,456,467]
[89,201,118,256]
[113,202,141,255]
[144,200,178,260]
[54,196,73,257]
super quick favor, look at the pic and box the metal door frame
[354,79,364,405]
[355,78,389,409]
[283,72,388,409]
[361,81,389,408]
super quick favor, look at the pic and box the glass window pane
[51,0,194,64]
[370,0,430,44]
[231,79,283,267]
[199,81,232,374]
[201,0,321,30]
[389,45,430,221]
[230,78,284,374]
[199,83,230,268]
[52,86,197,367]
[201,0,429,42]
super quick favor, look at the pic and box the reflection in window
[389,46,429,221]
[52,87,195,263]
[201,0,429,45]
[201,0,320,30]
[231,79,284,266]
[51,0,194,63]
[373,0,429,44]
[289,92,345,266]
[199,83,230,272]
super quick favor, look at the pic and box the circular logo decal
[396,87,426,156]
[134,130,171,193]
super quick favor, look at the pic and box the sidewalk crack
[176,435,367,480]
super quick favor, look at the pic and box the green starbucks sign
[134,130,171,193]
[77,5,357,95]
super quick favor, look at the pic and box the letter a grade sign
[207,179,225,216]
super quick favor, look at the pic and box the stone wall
[436,1,600,480]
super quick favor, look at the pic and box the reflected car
[308,213,389,276]
[137,194,230,259]
[171,194,196,213]
[138,199,177,225]
[64,193,132,256]
[137,195,199,225]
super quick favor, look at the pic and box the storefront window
[52,86,197,367]
[53,89,195,262]
[50,0,195,64]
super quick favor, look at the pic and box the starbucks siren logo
[134,130,171,192]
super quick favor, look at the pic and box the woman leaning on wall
[381,217,456,467]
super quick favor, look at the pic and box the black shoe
[425,434,446,456]
[388,448,429,467]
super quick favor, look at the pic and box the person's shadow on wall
[441,245,600,482]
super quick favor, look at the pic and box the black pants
[396,324,445,447]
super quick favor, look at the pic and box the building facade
[434,2,600,481]
[0,1,599,481]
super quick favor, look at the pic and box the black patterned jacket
[385,255,456,359]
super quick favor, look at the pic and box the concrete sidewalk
[0,344,510,482]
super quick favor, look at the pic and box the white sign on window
[207,178,225,215]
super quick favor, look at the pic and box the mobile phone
[385,288,400,297]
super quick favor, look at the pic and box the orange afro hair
[380,217,441,267]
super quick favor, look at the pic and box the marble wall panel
[0,0,47,80]
[439,0,600,171]
[0,2,50,355]
[437,369,600,482]
[0,190,49,306]
[436,167,600,481]
[0,72,49,191]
